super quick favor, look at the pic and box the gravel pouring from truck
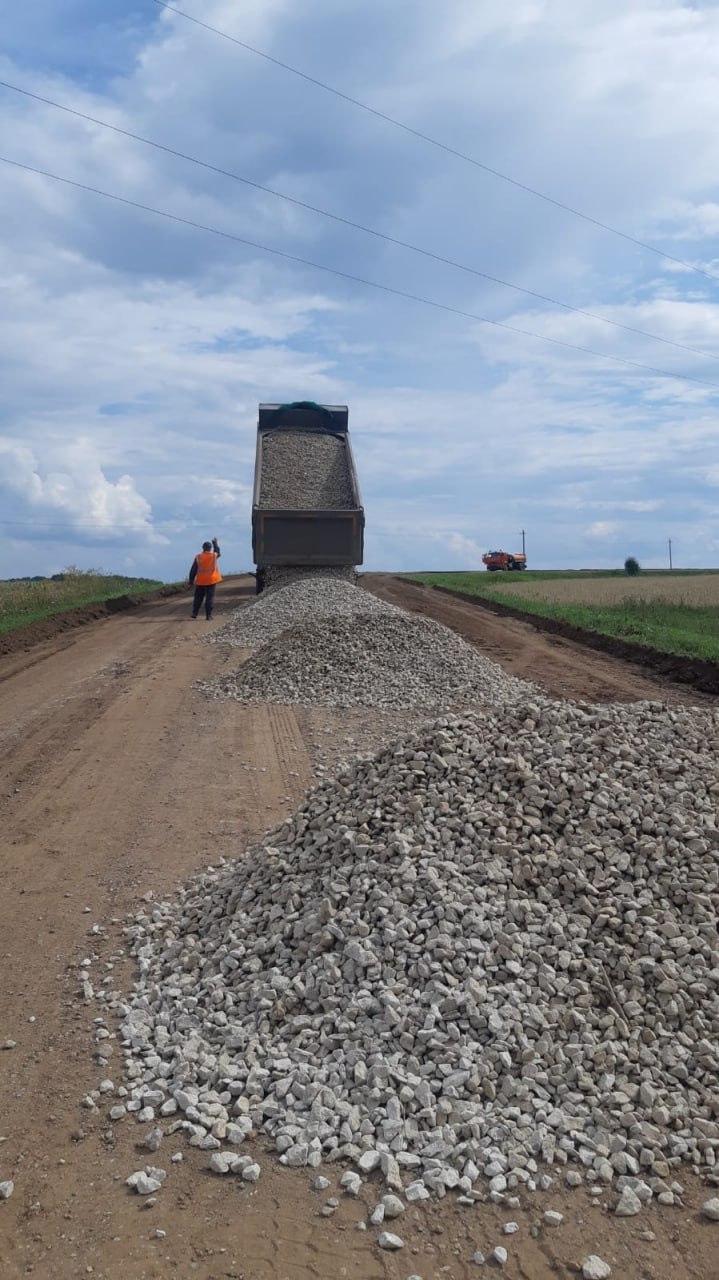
[252,402,364,593]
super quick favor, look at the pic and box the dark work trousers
[192,584,216,619]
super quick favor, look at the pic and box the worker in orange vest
[189,537,222,620]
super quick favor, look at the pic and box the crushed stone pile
[208,576,386,650]
[260,566,358,594]
[120,698,719,1199]
[201,610,526,710]
[259,432,355,510]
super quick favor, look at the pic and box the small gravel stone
[582,1258,611,1280]
[312,1176,331,1191]
[544,1210,563,1226]
[382,1194,405,1219]
[615,1187,642,1217]
[473,1251,485,1265]
[126,1171,162,1196]
[702,1198,719,1221]
[2,1041,16,1051]
[242,1162,261,1182]
[358,1149,382,1175]
[340,1171,362,1196]
[491,1247,508,1265]
[378,1232,404,1251]
[144,1128,163,1152]
[503,1222,518,1235]
[0,1182,14,1200]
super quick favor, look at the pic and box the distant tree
[624,556,641,576]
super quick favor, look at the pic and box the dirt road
[0,581,716,1280]
[364,574,713,705]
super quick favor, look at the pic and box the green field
[409,570,719,662]
[0,571,164,635]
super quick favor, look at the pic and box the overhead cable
[150,0,719,284]
[2,153,718,390]
[1,78,715,364]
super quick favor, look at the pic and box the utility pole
[668,538,673,570]
[521,529,526,557]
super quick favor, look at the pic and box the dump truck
[252,401,364,593]
[482,549,527,572]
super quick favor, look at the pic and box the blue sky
[1,0,719,578]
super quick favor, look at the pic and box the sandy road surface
[0,579,716,1280]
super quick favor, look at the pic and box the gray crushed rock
[201,610,527,711]
[259,432,355,510]
[260,566,358,593]
[208,577,391,650]
[582,1259,611,1280]
[378,1231,404,1250]
[117,697,719,1199]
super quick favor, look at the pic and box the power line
[2,79,716,366]
[150,0,719,286]
[3,152,719,389]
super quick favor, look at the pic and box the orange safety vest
[194,551,222,586]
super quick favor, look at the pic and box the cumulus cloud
[0,438,164,544]
[1,0,719,576]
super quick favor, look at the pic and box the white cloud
[0,438,164,543]
[440,531,486,567]
[1,0,719,577]
[586,521,620,539]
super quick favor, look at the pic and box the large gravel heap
[209,576,388,650]
[202,609,526,710]
[122,697,719,1196]
[259,432,355,510]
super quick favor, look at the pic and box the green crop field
[409,570,719,662]
[0,570,164,635]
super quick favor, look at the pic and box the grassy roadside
[0,572,165,635]
[409,571,719,662]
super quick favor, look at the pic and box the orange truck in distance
[482,549,527,572]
